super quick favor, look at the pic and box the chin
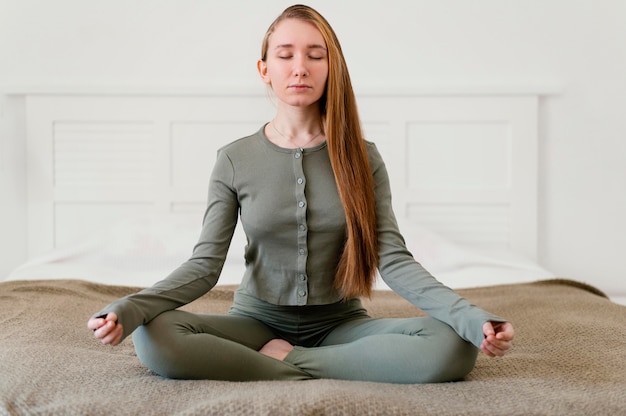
[283,97,322,108]
[274,91,322,107]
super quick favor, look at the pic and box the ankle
[259,339,294,361]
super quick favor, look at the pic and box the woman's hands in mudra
[481,321,515,357]
[88,312,123,346]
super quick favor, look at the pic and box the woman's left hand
[480,321,514,357]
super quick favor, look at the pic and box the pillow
[6,212,246,287]
[377,220,554,289]
[8,213,553,290]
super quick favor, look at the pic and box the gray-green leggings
[132,289,478,384]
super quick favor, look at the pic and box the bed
[2,276,625,415]
[2,92,625,415]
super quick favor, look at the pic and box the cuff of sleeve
[469,314,507,349]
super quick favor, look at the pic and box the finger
[489,339,512,356]
[102,324,123,346]
[482,322,495,337]
[497,330,515,342]
[480,343,496,357]
[495,332,513,341]
[93,320,115,340]
[105,312,118,324]
[482,336,511,357]
[486,335,512,351]
[494,322,515,340]
[87,317,105,331]
[487,332,512,348]
[482,342,504,357]
[489,341,511,355]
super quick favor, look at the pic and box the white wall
[1,0,625,299]
[0,95,26,279]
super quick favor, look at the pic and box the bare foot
[259,339,294,361]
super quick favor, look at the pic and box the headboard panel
[25,93,539,260]
[357,95,538,258]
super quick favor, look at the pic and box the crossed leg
[133,310,476,383]
[283,316,478,383]
[132,310,312,381]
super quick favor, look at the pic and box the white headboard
[25,92,538,261]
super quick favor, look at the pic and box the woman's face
[258,18,329,109]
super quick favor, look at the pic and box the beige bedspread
[1,278,625,415]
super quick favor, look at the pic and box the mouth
[288,84,312,91]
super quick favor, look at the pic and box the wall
[1,0,625,299]
[0,95,26,279]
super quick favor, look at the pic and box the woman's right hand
[88,312,123,346]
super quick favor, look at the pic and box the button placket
[293,148,309,305]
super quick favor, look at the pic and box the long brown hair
[261,4,378,299]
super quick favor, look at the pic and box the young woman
[88,4,514,384]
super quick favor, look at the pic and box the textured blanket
[1,279,625,415]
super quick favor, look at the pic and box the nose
[293,56,308,78]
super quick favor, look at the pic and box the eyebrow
[274,43,327,51]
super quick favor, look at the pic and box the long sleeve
[93,148,239,341]
[367,143,505,348]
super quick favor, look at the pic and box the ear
[257,59,271,84]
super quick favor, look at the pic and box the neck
[270,121,323,149]
[273,106,323,132]
[267,113,325,149]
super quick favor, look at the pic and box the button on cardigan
[97,125,503,349]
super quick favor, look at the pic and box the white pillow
[380,220,554,289]
[6,212,246,287]
[8,213,553,289]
